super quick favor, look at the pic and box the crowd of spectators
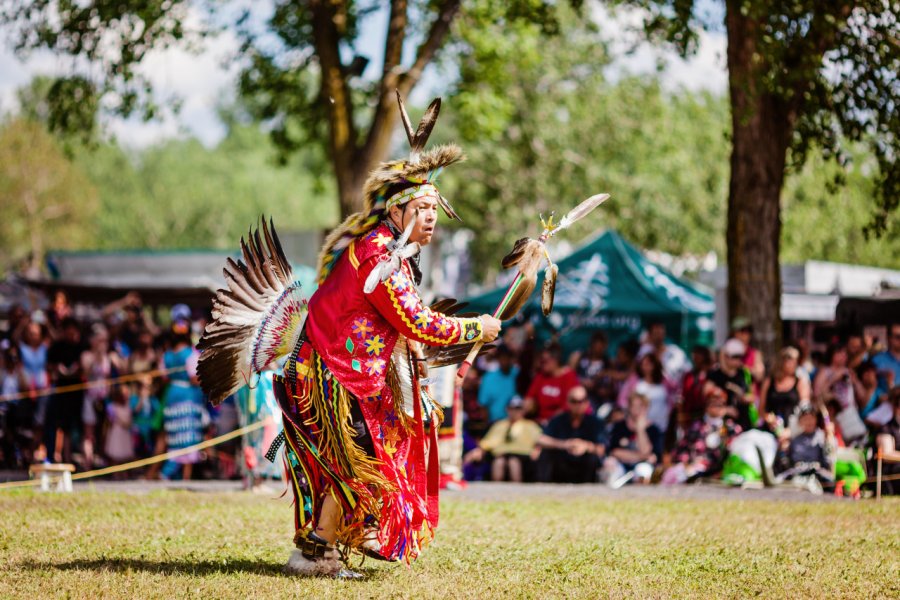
[0,291,241,481]
[461,318,900,497]
[3,290,899,497]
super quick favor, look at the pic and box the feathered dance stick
[455,193,610,384]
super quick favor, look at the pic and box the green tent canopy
[463,230,715,354]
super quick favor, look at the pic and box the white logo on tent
[640,263,714,313]
[554,253,610,310]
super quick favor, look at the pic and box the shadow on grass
[20,557,380,579]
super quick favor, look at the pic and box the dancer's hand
[480,315,501,342]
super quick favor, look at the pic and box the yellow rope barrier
[0,366,187,403]
[0,418,271,490]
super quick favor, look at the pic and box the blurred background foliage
[1,5,898,276]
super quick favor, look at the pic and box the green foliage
[77,121,337,250]
[1,0,193,132]
[782,148,900,270]
[612,0,900,236]
[0,118,98,273]
[445,7,731,278]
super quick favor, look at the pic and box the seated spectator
[535,386,606,483]
[463,396,542,482]
[602,392,662,487]
[679,345,713,428]
[640,320,690,382]
[617,351,670,444]
[874,387,900,495]
[461,368,490,440]
[864,384,896,430]
[477,345,520,424]
[524,344,579,425]
[662,391,743,484]
[730,316,765,388]
[569,331,609,406]
[760,346,811,434]
[774,407,835,492]
[854,359,881,418]
[705,338,755,430]
[813,343,856,410]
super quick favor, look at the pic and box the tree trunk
[725,3,795,362]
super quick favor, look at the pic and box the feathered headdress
[316,92,465,283]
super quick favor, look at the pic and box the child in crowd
[662,390,743,484]
[602,392,661,488]
[130,376,161,458]
[774,406,835,493]
[105,384,135,474]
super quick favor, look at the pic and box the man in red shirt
[525,345,580,424]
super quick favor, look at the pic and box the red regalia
[275,221,483,562]
[197,95,487,567]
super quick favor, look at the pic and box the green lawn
[1,489,897,599]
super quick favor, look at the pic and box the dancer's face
[391,195,439,246]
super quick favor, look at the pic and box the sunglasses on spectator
[568,397,588,404]
[727,353,744,360]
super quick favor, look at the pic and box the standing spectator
[477,346,520,424]
[128,328,158,376]
[104,384,135,472]
[705,338,755,430]
[680,345,713,428]
[130,376,162,458]
[535,386,606,483]
[15,320,49,459]
[792,338,814,382]
[760,347,811,433]
[81,324,124,468]
[662,392,743,484]
[569,331,609,406]
[845,332,869,370]
[617,352,670,444]
[159,324,205,480]
[45,318,84,464]
[463,396,542,482]
[602,392,661,487]
[640,320,690,382]
[103,292,158,353]
[46,290,73,335]
[524,345,579,425]
[0,342,27,466]
[872,323,900,399]
[730,316,765,387]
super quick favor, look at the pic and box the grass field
[1,486,897,599]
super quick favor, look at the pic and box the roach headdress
[316,92,464,283]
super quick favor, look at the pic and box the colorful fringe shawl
[273,343,440,564]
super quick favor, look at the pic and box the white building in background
[701,260,900,347]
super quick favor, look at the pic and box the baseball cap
[507,396,525,409]
[722,338,746,357]
[730,316,752,331]
[171,303,191,322]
